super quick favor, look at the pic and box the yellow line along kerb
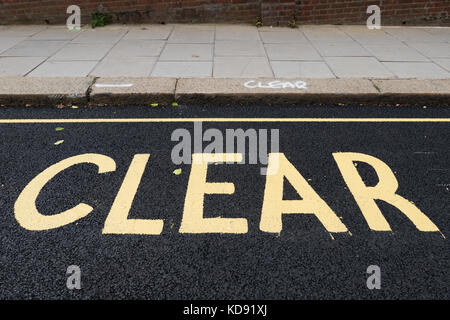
[0,118,450,123]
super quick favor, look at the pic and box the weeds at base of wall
[91,12,113,28]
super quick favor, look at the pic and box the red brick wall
[297,0,449,26]
[0,0,448,26]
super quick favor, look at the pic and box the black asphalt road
[0,104,449,300]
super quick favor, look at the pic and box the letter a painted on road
[260,153,348,234]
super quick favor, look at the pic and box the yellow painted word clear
[14,152,440,235]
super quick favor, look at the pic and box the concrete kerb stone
[174,78,381,105]
[372,79,450,106]
[0,77,93,107]
[89,78,177,106]
[0,77,449,107]
[174,78,450,106]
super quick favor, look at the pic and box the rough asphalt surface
[0,104,449,300]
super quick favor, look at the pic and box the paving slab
[271,61,335,78]
[30,27,82,40]
[150,61,212,78]
[172,24,216,31]
[382,62,450,79]
[363,44,429,62]
[0,37,27,54]
[325,57,394,78]
[0,25,47,37]
[259,31,309,43]
[123,25,173,40]
[27,61,98,77]
[159,44,213,61]
[421,28,450,42]
[105,40,165,58]
[337,25,369,32]
[90,77,176,105]
[433,58,450,72]
[215,41,265,57]
[0,57,47,76]
[216,25,259,41]
[341,28,403,45]
[312,41,370,57]
[406,42,450,58]
[258,26,299,32]
[50,43,114,61]
[90,57,156,77]
[384,27,445,42]
[264,43,322,61]
[168,28,214,43]
[0,77,92,106]
[213,57,273,78]
[71,29,127,44]
[302,26,354,42]
[0,40,68,57]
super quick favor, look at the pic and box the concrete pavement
[0,24,449,107]
[0,24,449,79]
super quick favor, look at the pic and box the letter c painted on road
[14,154,116,231]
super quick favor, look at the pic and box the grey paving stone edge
[0,77,449,107]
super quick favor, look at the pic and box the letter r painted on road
[333,152,439,232]
[14,154,116,231]
[179,153,248,234]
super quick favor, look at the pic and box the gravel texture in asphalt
[0,104,449,299]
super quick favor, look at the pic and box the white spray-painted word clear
[244,80,307,90]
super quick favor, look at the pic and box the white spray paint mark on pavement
[94,84,134,88]
[244,80,307,90]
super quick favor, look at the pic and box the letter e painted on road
[179,153,248,234]
[260,153,348,234]
[333,152,439,232]
[14,154,116,231]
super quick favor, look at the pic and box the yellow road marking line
[0,118,450,123]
